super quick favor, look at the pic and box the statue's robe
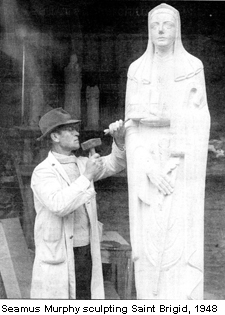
[125,4,210,300]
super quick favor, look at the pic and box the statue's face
[150,13,176,50]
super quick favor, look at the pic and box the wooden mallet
[81,138,102,157]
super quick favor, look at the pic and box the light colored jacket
[30,142,126,299]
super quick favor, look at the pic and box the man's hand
[104,119,125,149]
[83,153,103,181]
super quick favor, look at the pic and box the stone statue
[86,85,100,130]
[125,3,210,299]
[64,54,82,119]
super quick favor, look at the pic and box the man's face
[53,124,80,153]
[150,13,176,50]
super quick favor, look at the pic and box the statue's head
[70,54,78,64]
[148,3,180,53]
[128,3,201,83]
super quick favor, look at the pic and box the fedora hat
[37,107,80,141]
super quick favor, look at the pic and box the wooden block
[104,280,120,299]
[101,231,130,263]
[0,218,33,298]
[101,230,133,299]
[102,231,129,245]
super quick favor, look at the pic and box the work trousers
[73,245,92,299]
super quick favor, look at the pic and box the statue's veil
[128,3,203,83]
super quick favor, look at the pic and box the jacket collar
[47,151,86,185]
[47,151,71,184]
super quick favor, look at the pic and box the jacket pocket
[41,239,66,265]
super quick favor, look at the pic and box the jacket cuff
[72,175,91,191]
[113,139,126,151]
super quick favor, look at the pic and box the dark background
[1,0,225,136]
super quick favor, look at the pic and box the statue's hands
[146,159,179,195]
[147,168,174,196]
[104,119,125,150]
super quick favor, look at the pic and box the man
[125,3,210,299]
[30,107,126,299]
